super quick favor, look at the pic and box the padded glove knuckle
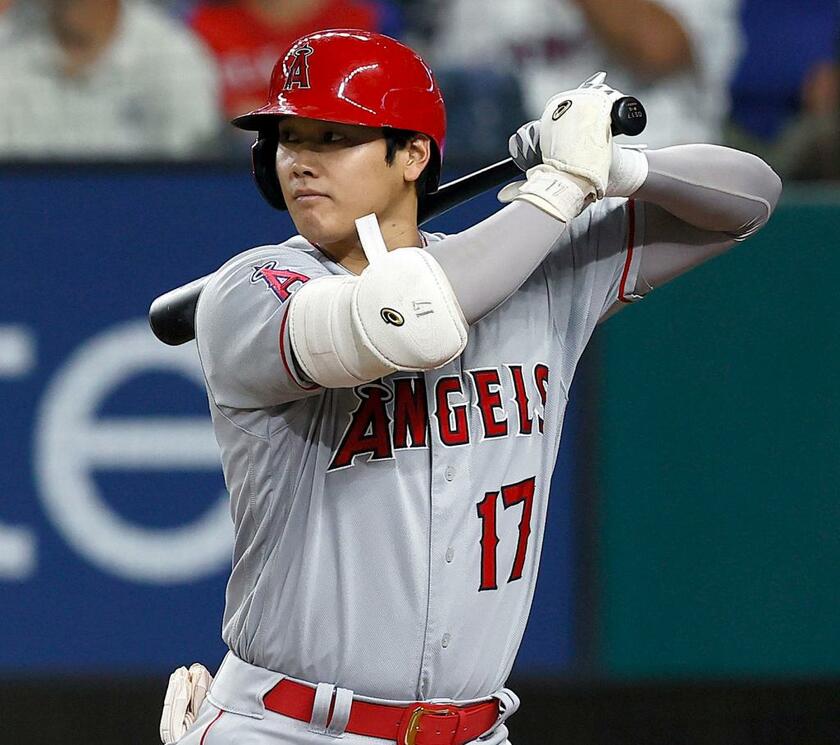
[539,88,613,197]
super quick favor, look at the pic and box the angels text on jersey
[328,363,549,471]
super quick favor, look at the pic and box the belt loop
[325,686,353,737]
[491,688,520,730]
[308,682,335,734]
[451,707,466,745]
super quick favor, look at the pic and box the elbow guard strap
[288,247,469,388]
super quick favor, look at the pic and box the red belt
[263,679,500,745]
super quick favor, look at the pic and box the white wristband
[606,144,649,198]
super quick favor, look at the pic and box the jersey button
[444,466,456,481]
[445,547,454,563]
[441,633,451,648]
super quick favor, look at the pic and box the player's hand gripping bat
[149,84,645,346]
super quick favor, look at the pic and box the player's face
[275,117,422,248]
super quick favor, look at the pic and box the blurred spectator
[726,0,840,180]
[388,0,438,46]
[435,67,527,170]
[0,0,12,37]
[0,0,221,160]
[429,0,741,148]
[190,0,403,121]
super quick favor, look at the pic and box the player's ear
[403,135,431,185]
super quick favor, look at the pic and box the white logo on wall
[0,324,37,579]
[33,320,231,584]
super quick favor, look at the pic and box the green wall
[597,193,840,678]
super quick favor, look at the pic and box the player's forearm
[634,145,783,240]
[431,86,619,325]
[426,201,567,324]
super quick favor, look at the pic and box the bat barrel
[148,275,209,346]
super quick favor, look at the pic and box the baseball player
[159,29,781,745]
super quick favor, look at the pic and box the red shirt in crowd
[191,1,390,119]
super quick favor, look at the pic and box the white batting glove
[160,663,213,744]
[508,73,649,198]
[509,120,648,198]
[499,73,615,221]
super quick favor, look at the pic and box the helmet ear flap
[252,130,287,211]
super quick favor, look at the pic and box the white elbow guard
[288,217,468,388]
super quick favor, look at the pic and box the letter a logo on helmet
[284,44,314,90]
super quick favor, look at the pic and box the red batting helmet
[232,29,447,212]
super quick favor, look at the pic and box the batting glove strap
[498,165,589,223]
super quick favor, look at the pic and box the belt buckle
[403,704,460,745]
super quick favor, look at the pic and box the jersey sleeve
[195,246,329,409]
[541,197,646,379]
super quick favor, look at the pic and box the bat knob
[610,96,647,137]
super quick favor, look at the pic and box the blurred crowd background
[1,2,839,745]
[0,0,839,176]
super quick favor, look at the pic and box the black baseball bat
[149,96,646,346]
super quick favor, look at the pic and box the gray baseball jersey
[194,197,645,702]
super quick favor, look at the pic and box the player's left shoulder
[201,241,328,309]
[420,229,448,246]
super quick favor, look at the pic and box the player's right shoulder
[196,238,332,335]
[203,238,328,300]
[213,237,328,281]
[194,238,332,409]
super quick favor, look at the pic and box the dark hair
[383,127,433,203]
